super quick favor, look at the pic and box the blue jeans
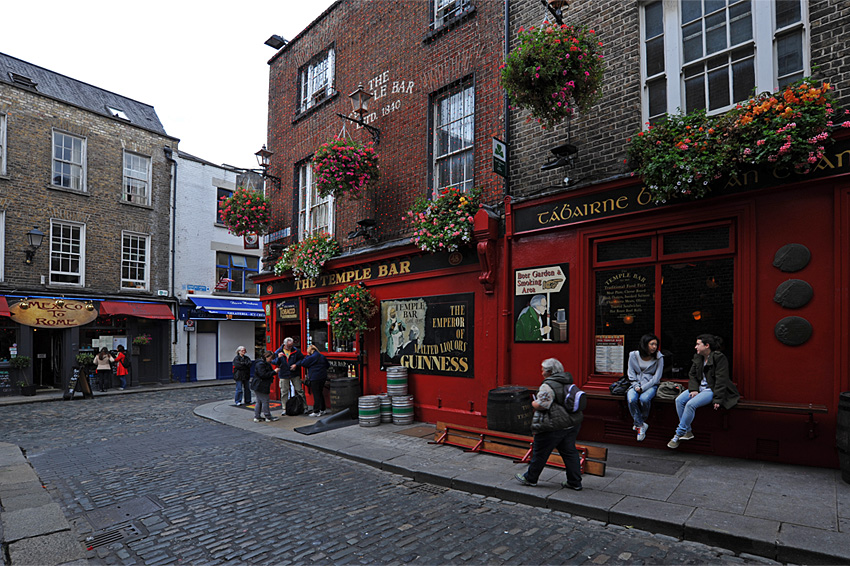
[626,385,657,427]
[674,389,713,437]
[523,426,582,487]
[234,380,252,404]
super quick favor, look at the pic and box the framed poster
[380,294,474,377]
[514,263,569,342]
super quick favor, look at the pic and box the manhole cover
[84,496,162,530]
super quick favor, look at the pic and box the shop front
[504,138,850,468]
[0,296,175,394]
[256,242,500,425]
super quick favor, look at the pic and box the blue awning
[189,297,264,319]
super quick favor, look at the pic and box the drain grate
[85,521,146,549]
[403,481,448,495]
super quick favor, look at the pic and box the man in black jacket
[232,346,252,406]
[273,337,305,415]
[514,357,586,490]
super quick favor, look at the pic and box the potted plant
[218,187,271,236]
[404,187,481,253]
[313,137,380,200]
[274,232,341,280]
[500,22,605,128]
[75,352,95,367]
[133,334,152,347]
[10,356,34,396]
[329,285,378,341]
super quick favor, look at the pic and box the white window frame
[433,0,471,29]
[431,79,475,195]
[122,151,151,206]
[51,130,86,191]
[298,47,335,113]
[640,0,808,123]
[121,231,150,290]
[0,114,6,176]
[49,219,85,287]
[298,161,334,240]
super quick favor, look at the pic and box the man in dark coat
[273,337,305,415]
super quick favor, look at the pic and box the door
[32,328,61,388]
[196,332,217,380]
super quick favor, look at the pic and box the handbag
[656,381,684,399]
[609,376,630,396]
[285,394,305,416]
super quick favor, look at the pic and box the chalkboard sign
[0,368,14,396]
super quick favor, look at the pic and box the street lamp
[337,83,381,144]
[254,145,281,191]
[24,227,44,265]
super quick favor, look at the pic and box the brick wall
[266,0,506,247]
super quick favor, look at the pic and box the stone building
[0,52,177,393]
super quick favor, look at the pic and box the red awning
[99,301,174,320]
[0,297,9,317]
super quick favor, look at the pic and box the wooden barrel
[391,395,414,425]
[486,386,533,435]
[838,392,850,484]
[329,376,359,419]
[358,395,381,427]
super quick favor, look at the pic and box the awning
[0,297,9,317]
[100,301,175,320]
[189,297,264,319]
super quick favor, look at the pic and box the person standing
[292,345,330,417]
[251,351,279,423]
[93,347,114,392]
[668,334,739,449]
[232,346,252,406]
[514,358,586,490]
[626,334,664,442]
[114,345,129,391]
[274,337,305,415]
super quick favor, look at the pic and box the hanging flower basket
[274,232,341,280]
[133,334,152,346]
[404,187,481,253]
[313,137,380,200]
[218,187,271,236]
[627,78,850,203]
[329,285,378,341]
[500,23,604,128]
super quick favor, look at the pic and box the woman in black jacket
[232,346,252,406]
[251,351,278,423]
[291,345,330,417]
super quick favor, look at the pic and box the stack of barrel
[358,365,413,427]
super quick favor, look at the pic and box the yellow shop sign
[10,299,98,328]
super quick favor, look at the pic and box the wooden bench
[584,388,828,438]
[432,421,607,476]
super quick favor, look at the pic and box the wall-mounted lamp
[18,298,30,310]
[264,34,288,49]
[542,0,569,25]
[85,301,95,311]
[24,227,44,265]
[336,83,381,144]
[254,145,282,191]
[54,298,65,308]
[347,219,376,242]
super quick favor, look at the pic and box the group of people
[232,338,330,423]
[92,345,129,392]
[515,332,739,490]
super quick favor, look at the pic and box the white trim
[297,161,334,239]
[48,218,85,287]
[121,230,150,291]
[122,150,152,206]
[51,129,87,192]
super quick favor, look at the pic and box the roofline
[268,0,345,65]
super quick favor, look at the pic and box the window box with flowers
[218,187,271,236]
[404,187,481,253]
[274,232,342,280]
[329,285,378,342]
[133,334,152,347]
[627,78,850,203]
[500,23,604,128]
[313,138,380,200]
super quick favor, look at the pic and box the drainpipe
[500,0,513,387]
[164,146,178,345]
[503,0,510,198]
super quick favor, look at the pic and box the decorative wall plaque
[774,316,812,346]
[773,244,811,272]
[773,279,813,309]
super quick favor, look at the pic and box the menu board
[0,368,13,395]
[595,335,625,375]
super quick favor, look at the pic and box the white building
[170,150,265,382]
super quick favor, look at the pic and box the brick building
[0,52,177,393]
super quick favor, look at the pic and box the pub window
[305,296,356,354]
[593,222,735,379]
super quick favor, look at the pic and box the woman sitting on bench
[627,333,664,442]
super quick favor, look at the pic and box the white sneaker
[637,423,648,442]
[253,418,264,423]
[237,401,245,406]
[308,412,320,417]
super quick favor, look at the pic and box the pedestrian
[274,337,305,416]
[232,346,252,406]
[114,345,129,390]
[627,333,664,441]
[668,334,739,449]
[291,344,329,417]
[251,351,279,423]
[515,358,586,490]
[93,347,114,392]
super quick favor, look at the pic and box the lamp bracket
[336,113,381,145]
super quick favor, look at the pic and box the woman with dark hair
[626,333,664,441]
[93,347,114,392]
[668,334,740,449]
[291,345,330,417]
[251,351,279,423]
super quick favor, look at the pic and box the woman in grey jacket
[627,334,664,442]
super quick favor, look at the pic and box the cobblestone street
[0,386,779,565]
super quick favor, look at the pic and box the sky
[0,0,337,169]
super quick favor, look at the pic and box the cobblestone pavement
[0,386,781,565]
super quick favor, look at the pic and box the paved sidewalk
[0,382,848,564]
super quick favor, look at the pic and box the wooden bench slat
[584,390,827,414]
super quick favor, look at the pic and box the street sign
[493,138,507,178]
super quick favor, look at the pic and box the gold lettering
[399,261,410,274]
[388,263,398,276]
[615,196,628,209]
[363,267,372,279]
[537,212,550,225]
[816,155,836,171]
[835,150,850,168]
[589,201,602,215]
[637,187,652,206]
[378,264,388,277]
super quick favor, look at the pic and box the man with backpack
[515,357,586,490]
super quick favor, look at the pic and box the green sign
[493,138,507,178]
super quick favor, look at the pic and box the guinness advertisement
[380,293,474,378]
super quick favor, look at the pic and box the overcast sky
[0,0,337,169]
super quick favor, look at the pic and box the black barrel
[838,392,850,484]
[487,386,533,435]
[330,376,360,419]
